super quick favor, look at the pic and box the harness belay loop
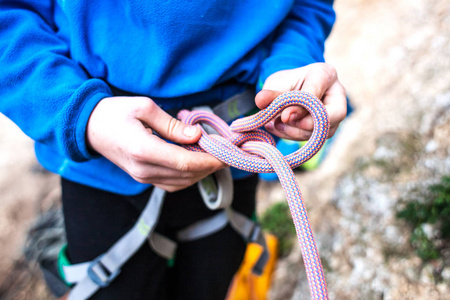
[178,91,330,300]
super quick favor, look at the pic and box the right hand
[86,96,226,192]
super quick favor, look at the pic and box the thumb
[255,89,283,109]
[139,100,202,144]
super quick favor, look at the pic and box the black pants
[61,175,258,300]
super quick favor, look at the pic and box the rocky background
[259,0,450,299]
[0,0,449,299]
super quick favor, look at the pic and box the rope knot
[177,91,330,174]
[177,108,276,164]
[178,91,331,299]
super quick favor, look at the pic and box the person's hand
[255,63,347,141]
[86,96,226,192]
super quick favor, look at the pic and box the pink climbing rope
[178,90,330,300]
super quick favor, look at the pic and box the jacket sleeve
[258,0,336,89]
[0,1,112,162]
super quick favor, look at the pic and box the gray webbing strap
[64,187,166,300]
[62,194,268,300]
[226,209,256,238]
[148,232,177,260]
[176,207,269,275]
[176,210,228,241]
[63,262,89,284]
[213,89,256,123]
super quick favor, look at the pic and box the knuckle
[127,144,146,161]
[166,117,179,140]
[295,130,312,141]
[322,63,337,76]
[141,97,157,112]
[133,97,154,117]
[312,63,337,83]
[175,159,192,173]
[128,166,150,182]
[211,162,223,173]
[303,133,313,141]
[133,176,150,184]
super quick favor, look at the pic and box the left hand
[255,63,347,141]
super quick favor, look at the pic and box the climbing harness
[178,90,330,300]
[41,88,271,299]
[58,187,267,299]
[40,89,329,299]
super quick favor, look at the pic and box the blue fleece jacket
[0,0,335,195]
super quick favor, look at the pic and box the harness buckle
[248,223,263,243]
[87,255,120,288]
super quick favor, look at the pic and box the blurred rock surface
[0,0,449,299]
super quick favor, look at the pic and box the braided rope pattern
[178,91,329,299]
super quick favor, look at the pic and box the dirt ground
[0,0,449,299]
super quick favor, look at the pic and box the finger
[153,170,223,192]
[135,157,225,184]
[265,119,313,141]
[135,98,202,144]
[124,139,226,188]
[128,162,197,183]
[255,89,283,109]
[154,183,192,193]
[301,63,338,99]
[149,168,216,188]
[327,126,338,139]
[146,176,198,189]
[322,81,347,129]
[136,133,226,172]
[256,91,310,127]
[280,106,309,125]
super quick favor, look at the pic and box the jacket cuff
[73,79,112,161]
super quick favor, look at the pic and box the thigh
[61,178,168,300]
[164,175,258,300]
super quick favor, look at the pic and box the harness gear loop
[193,105,234,210]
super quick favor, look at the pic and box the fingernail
[183,126,197,137]
[265,122,274,131]
[275,122,285,132]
